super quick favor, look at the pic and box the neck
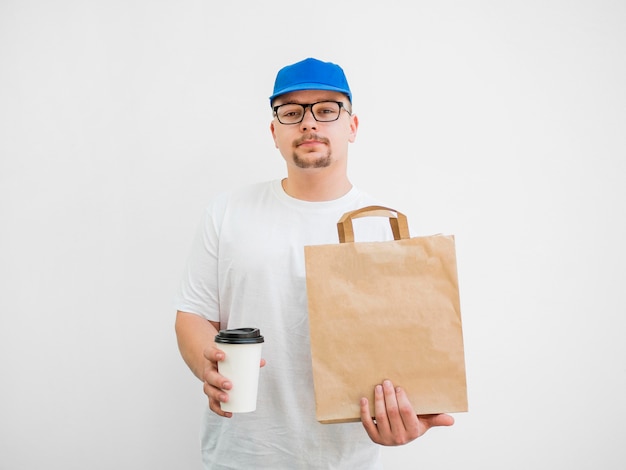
[281,170,353,202]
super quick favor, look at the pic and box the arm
[175,310,220,380]
[360,380,455,446]
[175,310,233,418]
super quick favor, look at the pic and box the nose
[299,106,317,130]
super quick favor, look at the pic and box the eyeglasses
[273,101,351,125]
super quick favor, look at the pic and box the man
[175,57,454,469]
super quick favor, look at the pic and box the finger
[203,345,224,362]
[394,386,419,436]
[381,380,401,432]
[418,413,455,431]
[359,397,379,441]
[203,381,233,418]
[209,399,232,418]
[373,383,391,434]
[203,376,230,403]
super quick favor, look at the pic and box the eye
[278,105,303,119]
[313,102,340,119]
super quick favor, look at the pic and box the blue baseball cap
[269,58,352,105]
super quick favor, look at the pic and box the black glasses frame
[272,101,351,125]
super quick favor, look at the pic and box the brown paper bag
[304,206,468,424]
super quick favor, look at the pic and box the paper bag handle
[337,205,410,243]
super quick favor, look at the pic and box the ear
[270,121,279,148]
[348,114,359,143]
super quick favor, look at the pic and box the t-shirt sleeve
[173,199,224,322]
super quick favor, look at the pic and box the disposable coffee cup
[214,328,264,413]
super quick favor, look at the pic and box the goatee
[293,152,332,168]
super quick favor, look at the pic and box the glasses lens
[276,104,304,124]
[312,102,341,122]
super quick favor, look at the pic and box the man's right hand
[202,346,267,418]
[202,346,233,418]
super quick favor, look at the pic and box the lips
[295,134,329,147]
[298,140,321,147]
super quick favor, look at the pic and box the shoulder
[199,180,281,230]
[205,180,277,211]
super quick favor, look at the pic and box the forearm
[175,310,220,381]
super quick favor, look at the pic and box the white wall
[1,1,624,468]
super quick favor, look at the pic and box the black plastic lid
[215,327,264,344]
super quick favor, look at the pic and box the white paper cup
[215,328,264,413]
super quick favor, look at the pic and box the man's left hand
[360,380,455,446]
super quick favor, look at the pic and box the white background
[1,1,625,469]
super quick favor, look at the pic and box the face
[270,90,358,170]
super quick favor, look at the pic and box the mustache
[294,134,329,146]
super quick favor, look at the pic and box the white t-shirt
[175,179,395,469]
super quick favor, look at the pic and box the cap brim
[269,83,352,103]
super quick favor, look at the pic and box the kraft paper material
[304,206,468,424]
